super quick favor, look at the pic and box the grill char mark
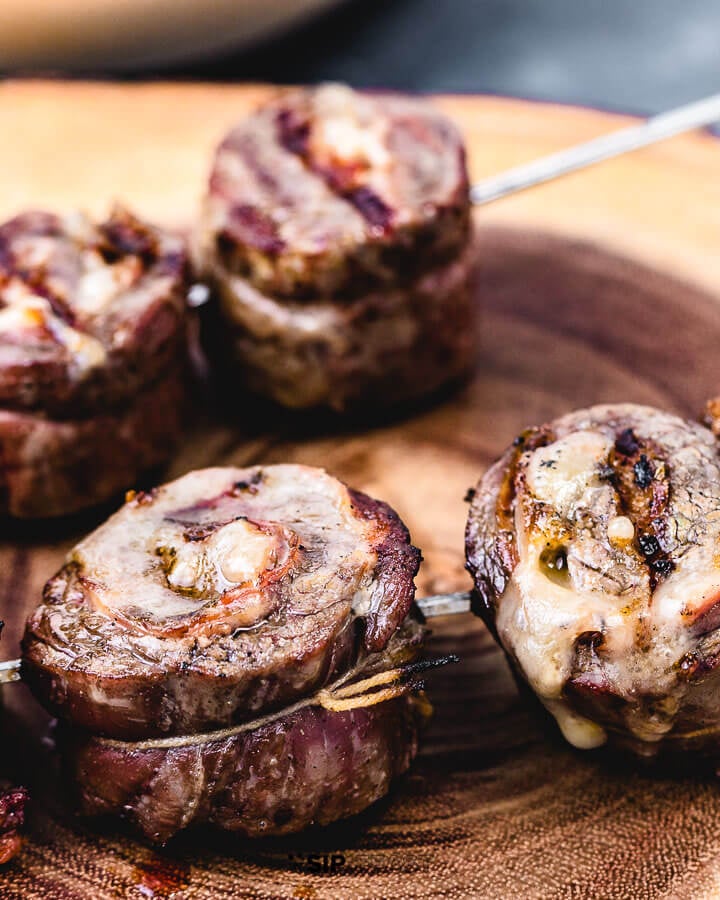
[213,133,286,258]
[0,220,77,327]
[609,427,673,591]
[275,106,395,233]
[223,205,285,256]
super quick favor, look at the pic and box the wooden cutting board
[2,82,720,900]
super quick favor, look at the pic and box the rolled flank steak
[0,207,189,517]
[23,465,422,739]
[22,464,431,841]
[466,402,720,763]
[196,83,478,411]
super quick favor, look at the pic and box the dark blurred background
[2,0,719,115]
[170,0,719,114]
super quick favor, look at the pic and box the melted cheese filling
[0,210,152,382]
[164,518,279,594]
[72,466,378,637]
[72,253,133,315]
[497,429,701,750]
[526,430,613,515]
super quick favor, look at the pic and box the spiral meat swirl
[23,465,421,740]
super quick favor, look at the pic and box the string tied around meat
[317,655,458,712]
[94,653,459,752]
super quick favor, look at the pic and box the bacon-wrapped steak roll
[23,464,429,841]
[0,207,189,517]
[466,403,720,761]
[196,83,477,412]
[67,624,428,844]
[23,465,421,740]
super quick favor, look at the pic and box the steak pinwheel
[22,464,432,842]
[196,83,477,412]
[0,207,189,517]
[466,402,720,762]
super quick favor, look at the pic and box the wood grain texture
[2,82,720,899]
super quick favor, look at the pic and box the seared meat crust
[0,367,184,518]
[69,690,424,844]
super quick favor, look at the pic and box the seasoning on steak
[22,465,421,740]
[465,403,720,760]
[0,206,190,517]
[196,83,477,412]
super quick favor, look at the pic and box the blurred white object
[0,0,343,71]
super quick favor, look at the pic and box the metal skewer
[416,590,472,618]
[0,659,20,684]
[470,92,720,206]
[0,591,474,685]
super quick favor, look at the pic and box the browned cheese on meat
[0,207,187,413]
[466,403,720,758]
